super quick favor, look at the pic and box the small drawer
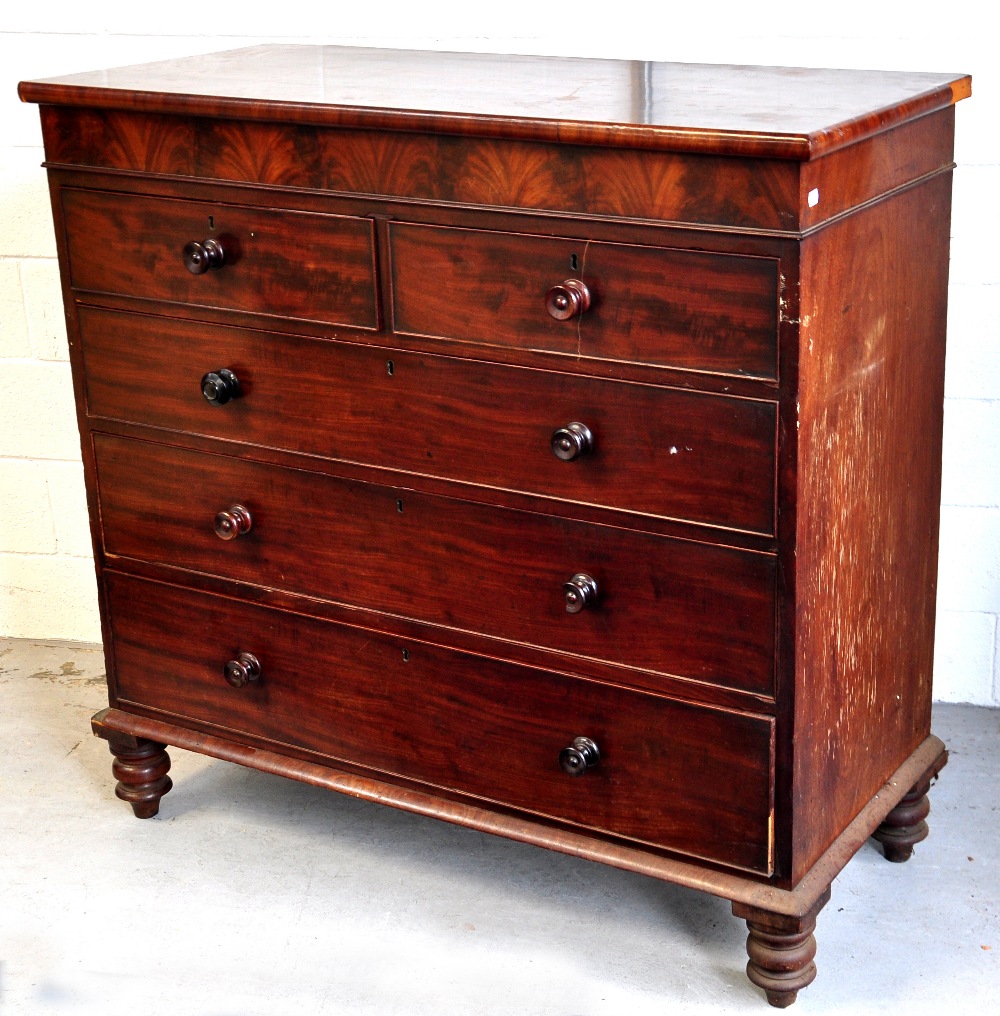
[106,572,775,873]
[79,307,777,534]
[390,223,779,379]
[61,188,378,329]
[94,434,777,696]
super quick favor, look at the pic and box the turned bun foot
[873,777,932,862]
[745,920,817,1007]
[732,888,830,1008]
[107,735,173,818]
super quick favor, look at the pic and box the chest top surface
[19,44,970,160]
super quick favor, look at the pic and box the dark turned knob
[201,368,241,406]
[559,736,600,776]
[563,573,598,614]
[214,504,252,541]
[183,238,226,275]
[551,422,593,461]
[545,279,591,321]
[224,652,261,688]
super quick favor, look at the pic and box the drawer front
[80,307,777,533]
[62,188,378,329]
[94,434,776,695]
[390,223,779,378]
[106,572,774,873]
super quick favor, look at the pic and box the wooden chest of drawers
[20,46,970,1006]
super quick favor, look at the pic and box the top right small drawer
[389,223,779,380]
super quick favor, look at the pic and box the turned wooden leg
[732,887,830,1008]
[105,732,173,818]
[872,776,932,862]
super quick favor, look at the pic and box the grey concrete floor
[1,636,997,1015]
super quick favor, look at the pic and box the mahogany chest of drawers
[20,47,970,1006]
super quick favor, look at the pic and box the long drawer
[93,434,777,696]
[61,188,378,329]
[79,306,777,534]
[390,222,780,379]
[106,571,774,873]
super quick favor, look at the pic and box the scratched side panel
[790,174,953,881]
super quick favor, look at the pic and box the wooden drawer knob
[563,572,598,613]
[551,422,593,461]
[559,736,600,776]
[214,504,252,541]
[224,651,261,688]
[183,237,226,275]
[545,279,591,321]
[201,368,241,406]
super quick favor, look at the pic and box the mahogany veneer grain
[106,571,775,872]
[20,45,970,159]
[78,306,778,533]
[93,432,778,696]
[62,187,379,329]
[389,222,780,377]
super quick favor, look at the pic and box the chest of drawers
[20,46,970,1006]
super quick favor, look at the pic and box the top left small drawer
[61,189,378,330]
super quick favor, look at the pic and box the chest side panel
[791,174,952,881]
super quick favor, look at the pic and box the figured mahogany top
[18,44,970,160]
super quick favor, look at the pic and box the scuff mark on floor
[30,661,86,681]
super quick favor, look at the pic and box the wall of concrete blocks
[1,4,997,704]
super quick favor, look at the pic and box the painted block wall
[1,4,997,704]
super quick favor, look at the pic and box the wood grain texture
[104,571,775,872]
[102,733,173,818]
[798,107,957,231]
[789,175,952,881]
[20,45,970,159]
[871,774,935,862]
[61,187,378,329]
[733,887,831,1008]
[93,433,777,696]
[92,704,948,910]
[390,223,779,378]
[36,106,962,235]
[39,106,193,175]
[38,108,801,230]
[78,306,778,534]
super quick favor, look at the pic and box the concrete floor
[1,637,997,1015]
